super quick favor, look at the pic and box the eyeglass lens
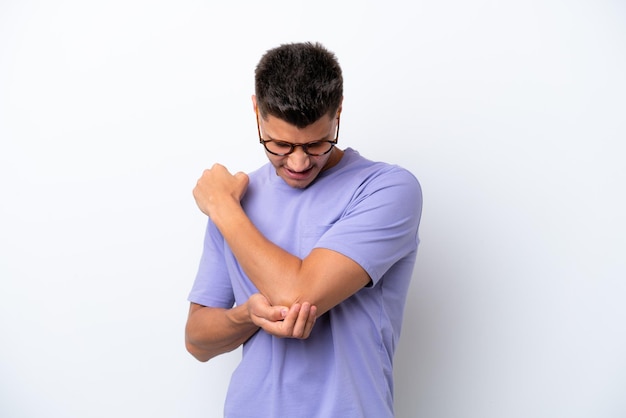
[264,140,334,156]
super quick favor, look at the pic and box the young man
[186,42,422,417]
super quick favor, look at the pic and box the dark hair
[255,42,343,128]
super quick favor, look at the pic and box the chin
[284,178,314,189]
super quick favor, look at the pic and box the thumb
[234,171,249,185]
[270,305,289,321]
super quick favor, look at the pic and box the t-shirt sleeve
[187,219,236,308]
[314,166,422,285]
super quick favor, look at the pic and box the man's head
[253,42,344,189]
[254,42,343,127]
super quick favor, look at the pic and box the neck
[322,147,344,172]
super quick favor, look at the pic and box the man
[186,42,422,417]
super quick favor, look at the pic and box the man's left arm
[193,164,371,316]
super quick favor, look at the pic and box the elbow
[274,291,330,317]
[185,339,213,363]
[270,288,316,312]
[185,312,218,362]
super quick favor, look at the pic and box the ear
[337,96,343,116]
[251,95,257,113]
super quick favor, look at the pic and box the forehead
[260,113,335,143]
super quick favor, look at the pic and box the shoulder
[247,162,272,181]
[245,162,278,192]
[341,149,422,199]
[340,149,417,177]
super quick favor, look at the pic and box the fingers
[194,166,249,201]
[287,303,317,339]
[249,296,318,339]
[297,303,317,338]
[276,302,317,339]
[192,165,250,218]
[304,304,317,337]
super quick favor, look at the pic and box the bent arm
[185,295,318,361]
[209,199,370,315]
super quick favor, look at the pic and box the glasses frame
[256,109,341,156]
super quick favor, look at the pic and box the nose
[287,146,311,172]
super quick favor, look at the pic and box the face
[256,107,342,189]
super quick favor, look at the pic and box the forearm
[211,201,306,306]
[185,303,258,362]
[210,200,368,315]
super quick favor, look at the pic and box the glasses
[256,110,341,156]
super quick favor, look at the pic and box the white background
[1,1,625,417]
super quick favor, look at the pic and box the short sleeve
[187,219,235,308]
[315,166,422,285]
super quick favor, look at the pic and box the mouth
[283,166,314,181]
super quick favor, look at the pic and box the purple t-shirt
[189,148,422,418]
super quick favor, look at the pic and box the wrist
[228,303,256,328]
[211,199,247,236]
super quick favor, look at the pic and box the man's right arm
[185,294,317,362]
[185,302,258,362]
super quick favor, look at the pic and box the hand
[246,293,317,339]
[193,163,249,218]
